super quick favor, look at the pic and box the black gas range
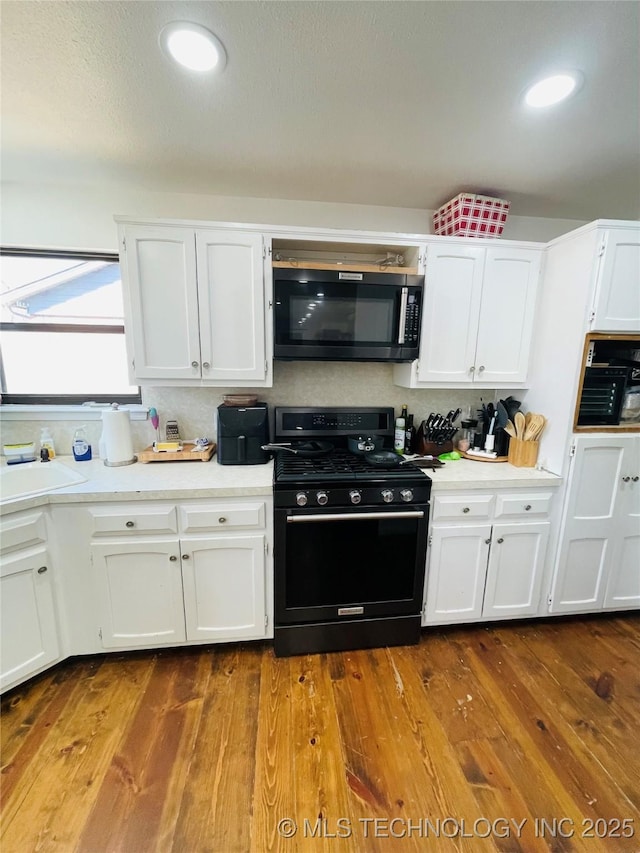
[271,407,432,657]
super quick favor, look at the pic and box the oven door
[274,504,429,625]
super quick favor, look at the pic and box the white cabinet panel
[592,228,640,331]
[122,225,200,381]
[474,248,541,384]
[432,494,493,521]
[181,535,266,642]
[1,548,59,691]
[196,230,267,383]
[417,245,484,383]
[424,524,491,623]
[92,539,186,648]
[551,435,639,614]
[482,522,549,618]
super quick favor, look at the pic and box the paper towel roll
[101,407,136,466]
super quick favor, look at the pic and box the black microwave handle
[397,287,408,345]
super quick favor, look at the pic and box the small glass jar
[457,419,477,453]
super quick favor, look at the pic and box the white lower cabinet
[423,490,552,626]
[549,435,640,614]
[89,499,271,651]
[0,512,60,692]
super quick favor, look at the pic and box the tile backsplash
[1,362,497,456]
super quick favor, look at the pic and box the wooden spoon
[514,411,526,440]
[524,412,541,441]
[505,419,517,438]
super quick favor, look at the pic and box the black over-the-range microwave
[273,267,424,362]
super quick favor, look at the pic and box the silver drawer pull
[497,537,504,544]
[125,520,135,528]
[37,566,47,574]
[182,554,190,560]
[462,507,470,513]
[218,516,227,523]
[524,504,532,511]
[169,555,177,562]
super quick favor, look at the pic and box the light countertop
[0,454,561,514]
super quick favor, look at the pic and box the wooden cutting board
[138,443,216,463]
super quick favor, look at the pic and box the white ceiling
[1,0,639,222]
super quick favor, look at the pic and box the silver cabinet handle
[126,520,134,528]
[485,538,491,545]
[478,365,485,372]
[633,476,639,482]
[524,504,532,511]
[622,476,631,482]
[287,510,424,523]
[497,537,504,544]
[37,566,47,574]
[182,554,190,560]
[169,555,177,562]
[218,516,227,523]
[191,360,199,368]
[462,507,470,513]
[202,362,210,369]
[469,366,475,374]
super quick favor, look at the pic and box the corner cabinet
[549,435,640,614]
[394,241,542,388]
[0,511,60,692]
[117,221,272,386]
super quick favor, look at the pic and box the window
[0,249,141,404]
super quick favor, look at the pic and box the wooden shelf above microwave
[573,332,640,433]
[271,260,417,275]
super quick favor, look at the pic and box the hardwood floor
[2,615,639,852]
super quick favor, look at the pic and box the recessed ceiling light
[159,22,226,73]
[524,72,582,108]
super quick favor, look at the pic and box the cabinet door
[1,548,59,691]
[181,535,266,642]
[550,436,630,613]
[592,228,640,332]
[483,522,549,619]
[121,225,201,381]
[604,437,640,610]
[91,539,185,648]
[196,230,267,383]
[416,244,484,383]
[423,524,491,624]
[474,248,541,384]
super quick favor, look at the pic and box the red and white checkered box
[433,193,510,238]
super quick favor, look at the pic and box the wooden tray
[138,443,216,463]
[460,449,508,463]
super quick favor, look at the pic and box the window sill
[0,404,149,422]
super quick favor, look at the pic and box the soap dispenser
[40,428,56,459]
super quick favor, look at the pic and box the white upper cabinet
[118,221,271,386]
[591,226,640,332]
[395,240,542,388]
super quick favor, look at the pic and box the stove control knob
[349,490,362,505]
[381,489,394,503]
[296,492,308,507]
[316,491,329,506]
[400,489,414,503]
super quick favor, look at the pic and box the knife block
[415,438,453,456]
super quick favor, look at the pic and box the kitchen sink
[0,459,87,502]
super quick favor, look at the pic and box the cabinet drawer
[179,502,266,533]
[0,511,47,555]
[432,495,494,521]
[89,505,177,536]
[494,492,553,518]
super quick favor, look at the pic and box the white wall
[0,181,586,252]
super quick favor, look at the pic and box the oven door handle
[397,286,408,344]
[287,510,425,523]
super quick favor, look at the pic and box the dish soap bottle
[40,427,56,459]
[394,407,406,454]
[72,425,92,461]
